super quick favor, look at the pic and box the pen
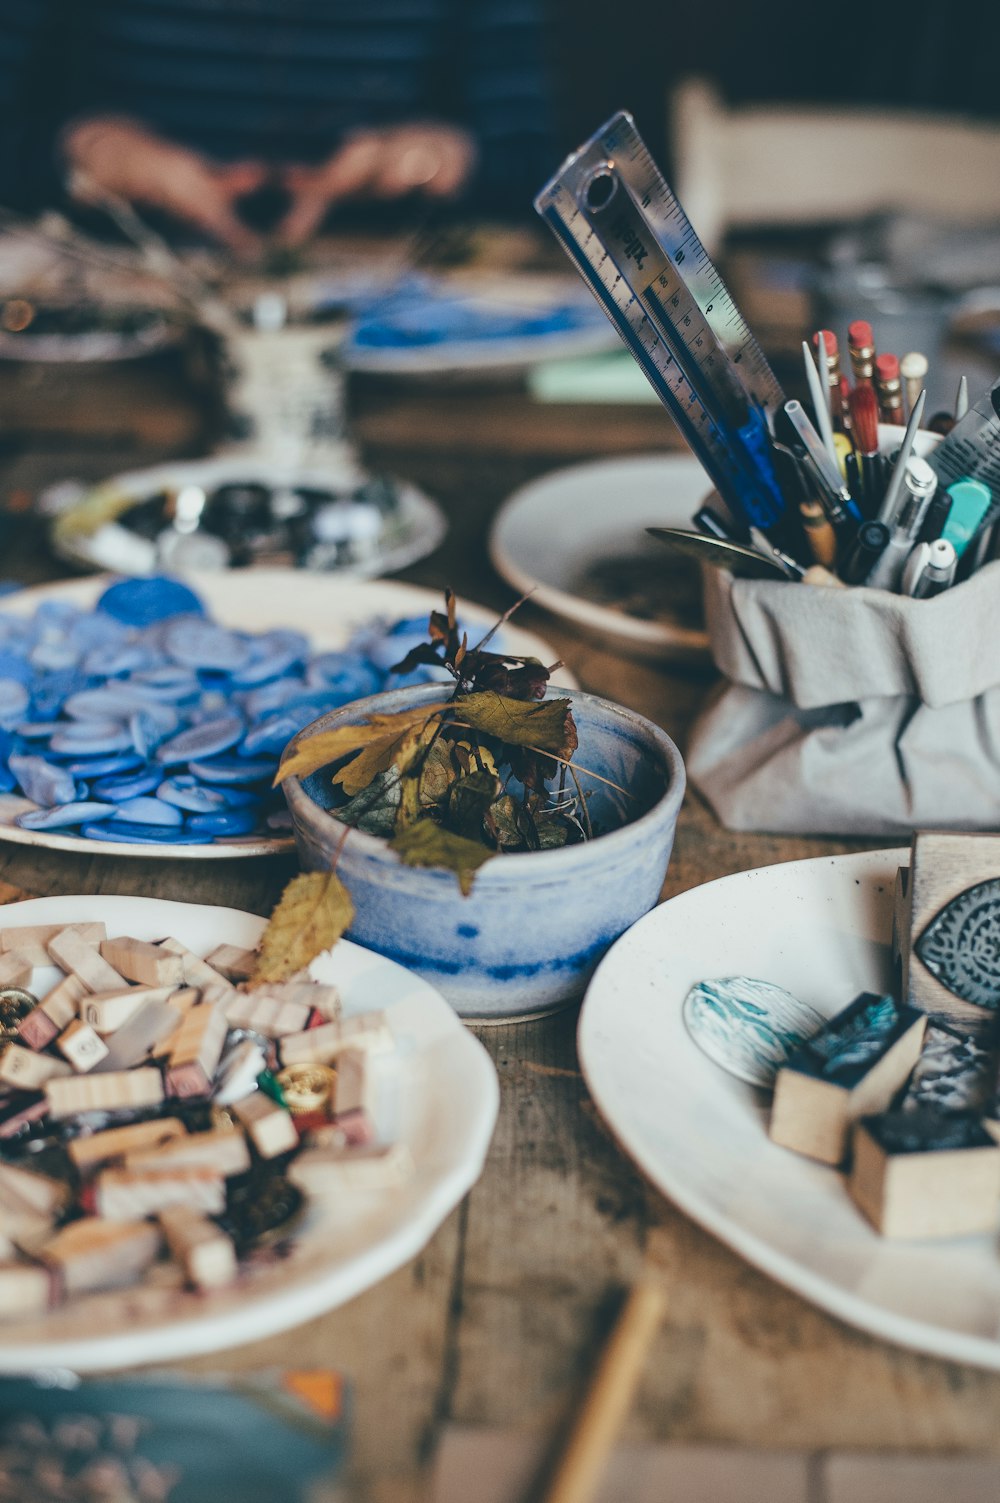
[802,339,839,469]
[866,467,935,592]
[917,491,951,542]
[782,400,861,531]
[911,537,957,598]
[877,388,926,525]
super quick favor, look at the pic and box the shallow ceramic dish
[281,685,686,1021]
[577,848,1000,1371]
[489,453,712,662]
[49,455,446,579]
[0,892,498,1372]
[0,573,572,861]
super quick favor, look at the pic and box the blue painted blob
[98,575,205,626]
[457,924,480,939]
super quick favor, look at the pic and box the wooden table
[2,357,1000,1503]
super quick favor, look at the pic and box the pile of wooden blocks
[0,920,411,1318]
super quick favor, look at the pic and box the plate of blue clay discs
[342,272,617,378]
[0,571,569,860]
[579,849,1000,1372]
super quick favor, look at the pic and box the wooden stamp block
[849,1109,1000,1238]
[204,944,257,984]
[223,991,311,1039]
[95,1165,226,1220]
[281,1010,394,1067]
[0,952,32,990]
[290,1142,414,1195]
[0,1044,72,1091]
[165,1003,228,1097]
[159,1205,237,1291]
[251,980,341,1022]
[99,936,184,988]
[769,993,926,1166]
[95,1000,183,1073]
[232,1090,298,1158]
[125,1126,250,1178]
[55,1018,110,1073]
[0,922,105,968]
[67,1117,187,1172]
[158,937,238,994]
[0,1162,69,1220]
[899,1021,997,1116]
[899,831,1000,1024]
[41,1216,161,1293]
[46,1066,164,1119]
[0,1262,54,1318]
[16,1007,60,1052]
[46,929,126,993]
[82,986,175,1035]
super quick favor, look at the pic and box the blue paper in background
[0,1369,349,1502]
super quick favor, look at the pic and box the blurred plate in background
[490,453,712,662]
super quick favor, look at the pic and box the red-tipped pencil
[874,353,904,425]
[847,383,882,515]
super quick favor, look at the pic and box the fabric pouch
[687,558,1000,836]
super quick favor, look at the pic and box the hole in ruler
[580,167,617,214]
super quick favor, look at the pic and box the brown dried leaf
[275,706,439,789]
[448,692,577,759]
[249,872,355,986]
[389,820,495,896]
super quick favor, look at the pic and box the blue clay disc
[16,801,118,830]
[62,750,146,778]
[80,820,207,845]
[111,796,184,827]
[188,755,278,784]
[185,807,261,836]
[90,768,162,801]
[8,753,77,806]
[155,715,244,765]
[156,776,229,814]
[97,575,205,626]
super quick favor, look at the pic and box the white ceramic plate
[49,455,447,579]
[489,453,712,661]
[578,848,1000,1372]
[0,572,572,861]
[343,273,616,379]
[0,892,499,1371]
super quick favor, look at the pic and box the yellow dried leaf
[448,692,578,759]
[249,872,355,986]
[333,715,436,798]
[389,820,495,896]
[275,706,439,788]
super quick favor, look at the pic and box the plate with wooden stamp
[0,892,499,1371]
[0,571,572,861]
[578,848,1000,1372]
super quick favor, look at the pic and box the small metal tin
[276,1063,336,1115]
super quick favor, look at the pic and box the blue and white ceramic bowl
[280,684,685,1021]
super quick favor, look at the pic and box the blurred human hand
[278,124,476,246]
[62,116,267,257]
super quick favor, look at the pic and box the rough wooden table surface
[2,370,1000,1503]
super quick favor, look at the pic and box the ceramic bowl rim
[280,683,686,878]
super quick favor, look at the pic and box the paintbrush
[847,383,882,517]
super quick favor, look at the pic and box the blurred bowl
[280,683,685,1021]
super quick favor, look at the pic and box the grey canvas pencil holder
[687,559,1000,836]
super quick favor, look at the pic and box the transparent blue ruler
[535,110,787,530]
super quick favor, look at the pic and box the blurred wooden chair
[670,78,1000,254]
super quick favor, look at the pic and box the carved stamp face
[916,878,1000,1010]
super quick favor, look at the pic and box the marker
[902,541,931,596]
[911,537,958,598]
[842,519,890,585]
[867,467,936,592]
[941,478,992,560]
